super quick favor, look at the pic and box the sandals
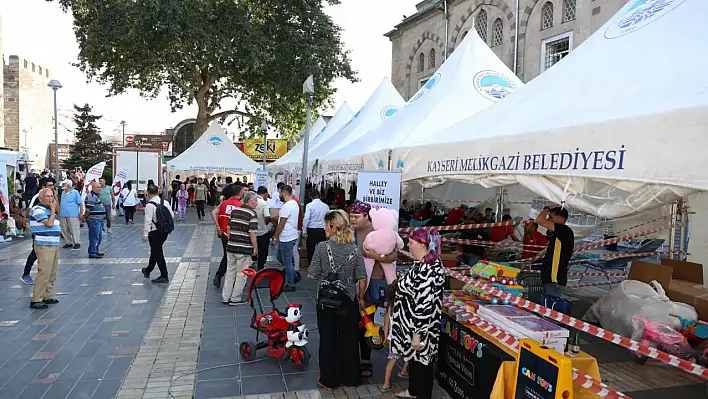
[394,389,416,398]
[317,378,333,391]
[360,363,373,378]
[397,371,409,379]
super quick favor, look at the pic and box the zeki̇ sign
[356,171,401,211]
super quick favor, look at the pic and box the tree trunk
[194,92,210,137]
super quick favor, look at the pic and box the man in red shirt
[211,184,244,287]
[490,214,520,242]
[522,220,548,259]
[445,205,465,225]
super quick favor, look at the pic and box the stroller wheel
[292,346,310,367]
[240,341,257,361]
[366,335,384,351]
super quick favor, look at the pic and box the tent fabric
[318,29,523,175]
[270,103,354,174]
[166,123,261,174]
[392,0,707,213]
[309,77,405,170]
[270,116,327,170]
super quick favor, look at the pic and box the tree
[50,0,356,141]
[62,104,113,172]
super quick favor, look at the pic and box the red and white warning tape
[567,272,627,277]
[566,280,626,289]
[443,297,629,399]
[612,216,671,235]
[440,237,547,249]
[445,270,708,380]
[422,199,537,205]
[573,226,674,253]
[398,219,531,233]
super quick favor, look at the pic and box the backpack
[150,199,174,235]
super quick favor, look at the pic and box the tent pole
[669,201,677,259]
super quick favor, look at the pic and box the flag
[80,162,106,201]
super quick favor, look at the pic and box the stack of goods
[476,305,570,353]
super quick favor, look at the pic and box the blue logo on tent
[209,136,224,147]
[407,73,441,104]
[380,105,399,120]
[378,160,385,170]
[396,159,404,169]
[605,0,685,39]
[354,109,362,119]
[473,71,518,102]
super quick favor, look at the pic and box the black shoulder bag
[317,242,357,311]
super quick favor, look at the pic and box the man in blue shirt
[29,188,61,309]
[83,181,106,259]
[59,180,83,249]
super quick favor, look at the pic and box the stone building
[385,0,627,100]
[3,55,53,169]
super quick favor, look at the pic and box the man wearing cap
[59,179,83,249]
[536,206,574,297]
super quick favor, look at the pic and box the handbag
[542,294,571,315]
[317,242,356,311]
[366,279,388,305]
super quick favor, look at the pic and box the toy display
[631,316,696,365]
[477,305,569,352]
[469,260,520,286]
[359,305,384,350]
[238,268,311,367]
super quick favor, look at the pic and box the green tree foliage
[49,0,356,141]
[62,104,113,172]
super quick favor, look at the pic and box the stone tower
[0,16,5,148]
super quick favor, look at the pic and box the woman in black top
[308,209,367,390]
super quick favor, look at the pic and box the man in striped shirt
[222,192,259,305]
[83,181,106,259]
[29,188,62,309]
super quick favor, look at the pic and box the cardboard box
[628,259,708,320]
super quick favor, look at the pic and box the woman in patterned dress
[390,228,445,399]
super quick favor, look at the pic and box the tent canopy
[309,77,405,169]
[270,116,327,169]
[319,29,523,174]
[393,0,706,217]
[167,123,261,174]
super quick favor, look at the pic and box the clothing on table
[390,258,445,366]
[59,217,80,246]
[541,223,574,286]
[523,230,549,259]
[316,297,361,389]
[59,189,82,218]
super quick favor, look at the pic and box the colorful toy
[670,313,708,339]
[470,260,520,286]
[631,316,697,365]
[239,268,311,367]
[363,208,404,286]
[359,305,384,350]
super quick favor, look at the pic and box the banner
[112,167,130,204]
[356,171,401,211]
[255,171,268,191]
[81,162,107,201]
[0,162,8,214]
[241,138,288,161]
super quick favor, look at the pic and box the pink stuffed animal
[363,208,404,286]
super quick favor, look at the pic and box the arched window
[541,2,554,30]
[476,10,488,43]
[492,19,504,47]
[429,48,436,69]
[563,0,576,22]
[418,52,425,72]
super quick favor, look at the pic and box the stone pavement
[0,207,705,398]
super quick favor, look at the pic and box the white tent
[269,103,354,174]
[167,123,261,174]
[270,116,327,172]
[393,0,705,218]
[319,29,522,174]
[309,77,405,171]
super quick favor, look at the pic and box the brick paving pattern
[0,208,705,398]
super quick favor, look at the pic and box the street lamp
[48,79,62,180]
[261,120,268,171]
[299,75,314,199]
[120,120,127,146]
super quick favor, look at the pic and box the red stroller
[238,268,311,367]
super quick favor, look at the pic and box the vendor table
[437,311,602,399]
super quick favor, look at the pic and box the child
[177,184,188,220]
[381,280,409,393]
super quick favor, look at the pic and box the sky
[0,0,420,143]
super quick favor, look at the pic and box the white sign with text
[356,171,401,211]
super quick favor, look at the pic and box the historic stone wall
[387,0,627,99]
